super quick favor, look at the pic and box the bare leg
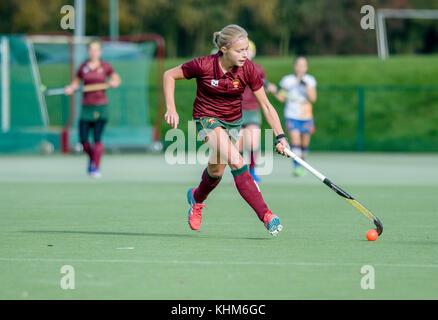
[205,126,245,171]
[288,130,302,169]
[206,127,269,222]
[301,133,311,160]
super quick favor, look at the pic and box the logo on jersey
[207,118,215,124]
[232,79,242,89]
[211,79,219,87]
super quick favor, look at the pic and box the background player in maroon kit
[65,41,121,178]
[163,24,289,236]
[238,40,277,183]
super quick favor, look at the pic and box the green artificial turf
[0,152,437,299]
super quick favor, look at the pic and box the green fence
[312,85,438,152]
[0,35,55,153]
[38,41,156,151]
[152,85,438,152]
[0,35,158,153]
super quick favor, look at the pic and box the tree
[0,0,436,57]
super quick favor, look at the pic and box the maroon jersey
[181,52,264,122]
[76,61,114,105]
[241,63,266,111]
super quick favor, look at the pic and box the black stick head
[374,218,383,236]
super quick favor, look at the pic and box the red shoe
[187,188,206,231]
[263,210,283,236]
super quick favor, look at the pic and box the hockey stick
[42,83,110,96]
[283,148,383,236]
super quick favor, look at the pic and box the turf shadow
[21,230,268,241]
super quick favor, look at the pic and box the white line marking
[0,257,437,268]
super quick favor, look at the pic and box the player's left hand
[164,109,179,129]
[108,79,120,88]
[266,82,278,94]
[275,134,290,157]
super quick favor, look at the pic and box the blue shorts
[285,118,315,134]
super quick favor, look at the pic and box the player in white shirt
[269,57,317,176]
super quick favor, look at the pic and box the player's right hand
[164,109,179,129]
[65,86,74,95]
[275,135,290,157]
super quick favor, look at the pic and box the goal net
[0,35,52,153]
[0,33,164,153]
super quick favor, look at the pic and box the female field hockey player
[269,57,317,177]
[163,24,289,235]
[65,40,121,178]
[237,40,276,184]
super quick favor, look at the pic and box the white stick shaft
[44,83,109,96]
[45,88,66,96]
[283,148,326,181]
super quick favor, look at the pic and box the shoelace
[192,203,206,216]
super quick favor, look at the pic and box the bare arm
[253,87,289,155]
[108,72,121,88]
[163,65,186,129]
[306,86,317,103]
[265,83,287,103]
[272,88,287,103]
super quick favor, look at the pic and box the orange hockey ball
[366,229,378,241]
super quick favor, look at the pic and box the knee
[79,129,88,144]
[228,155,246,171]
[94,141,104,152]
[207,165,225,179]
[250,139,260,151]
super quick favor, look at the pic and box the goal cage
[376,9,438,59]
[0,33,165,153]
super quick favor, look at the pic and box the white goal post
[376,9,438,59]
[1,36,10,133]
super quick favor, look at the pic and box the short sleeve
[245,60,263,91]
[76,63,85,79]
[260,69,266,84]
[279,76,290,90]
[181,58,204,79]
[256,64,266,82]
[104,62,115,76]
[303,74,317,88]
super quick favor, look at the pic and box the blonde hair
[294,56,307,65]
[88,40,102,49]
[213,24,248,49]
